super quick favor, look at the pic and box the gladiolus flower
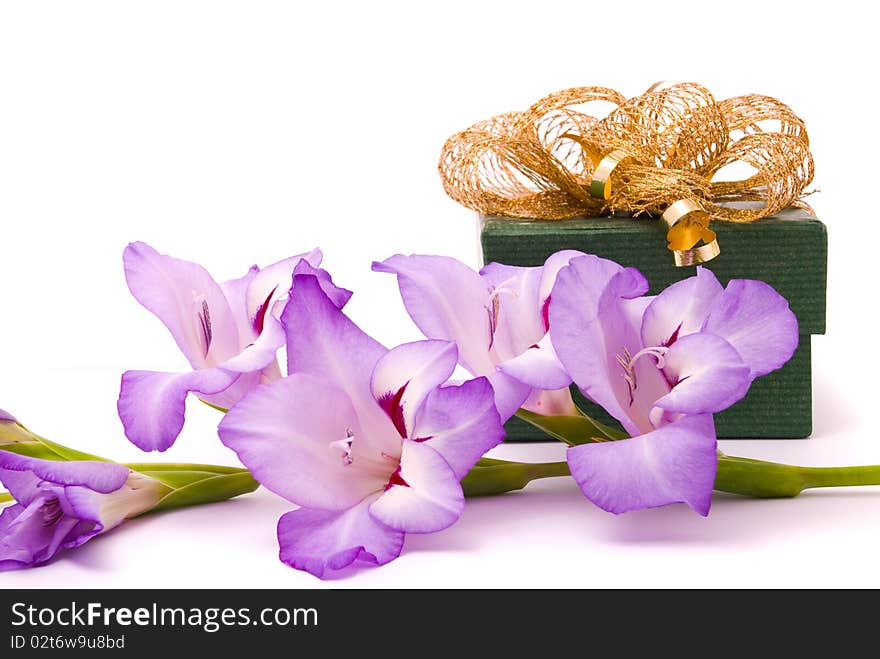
[218,270,503,578]
[550,260,798,515]
[118,242,350,451]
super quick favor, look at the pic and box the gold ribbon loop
[661,198,705,228]
[661,198,721,265]
[438,82,814,267]
[589,149,636,200]
[673,240,721,267]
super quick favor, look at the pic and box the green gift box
[480,207,827,440]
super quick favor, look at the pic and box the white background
[1,1,878,588]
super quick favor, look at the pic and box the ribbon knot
[439,82,814,266]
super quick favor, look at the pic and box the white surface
[1,1,878,588]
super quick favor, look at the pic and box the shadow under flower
[414,477,880,553]
[26,474,880,582]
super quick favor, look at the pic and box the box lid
[480,207,827,335]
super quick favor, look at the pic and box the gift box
[480,207,827,440]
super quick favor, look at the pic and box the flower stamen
[631,346,670,369]
[194,295,213,357]
[329,429,355,466]
[616,348,638,406]
[616,346,670,405]
[486,277,520,350]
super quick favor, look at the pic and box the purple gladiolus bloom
[373,251,586,420]
[218,270,504,578]
[550,259,798,516]
[118,242,351,452]
[0,453,163,570]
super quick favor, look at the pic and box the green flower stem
[463,455,880,499]
[463,458,570,496]
[470,408,880,499]
[714,455,880,498]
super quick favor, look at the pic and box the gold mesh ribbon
[439,82,814,266]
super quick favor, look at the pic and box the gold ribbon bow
[438,82,814,266]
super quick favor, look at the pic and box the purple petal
[277,495,404,579]
[218,374,388,510]
[0,409,17,423]
[0,504,35,569]
[373,255,496,375]
[197,370,262,411]
[550,257,652,434]
[477,251,587,364]
[520,387,578,416]
[282,271,395,441]
[478,262,544,360]
[0,469,42,507]
[291,259,353,310]
[485,369,532,421]
[245,249,323,326]
[702,279,799,378]
[123,242,240,367]
[537,250,589,306]
[0,500,89,571]
[0,453,129,497]
[117,368,239,451]
[370,340,458,439]
[497,333,571,390]
[369,440,464,533]
[221,264,261,346]
[222,262,348,378]
[566,414,717,516]
[641,267,723,348]
[62,474,161,538]
[551,254,641,320]
[654,333,751,415]
[411,376,504,479]
[0,486,106,571]
[219,315,285,375]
